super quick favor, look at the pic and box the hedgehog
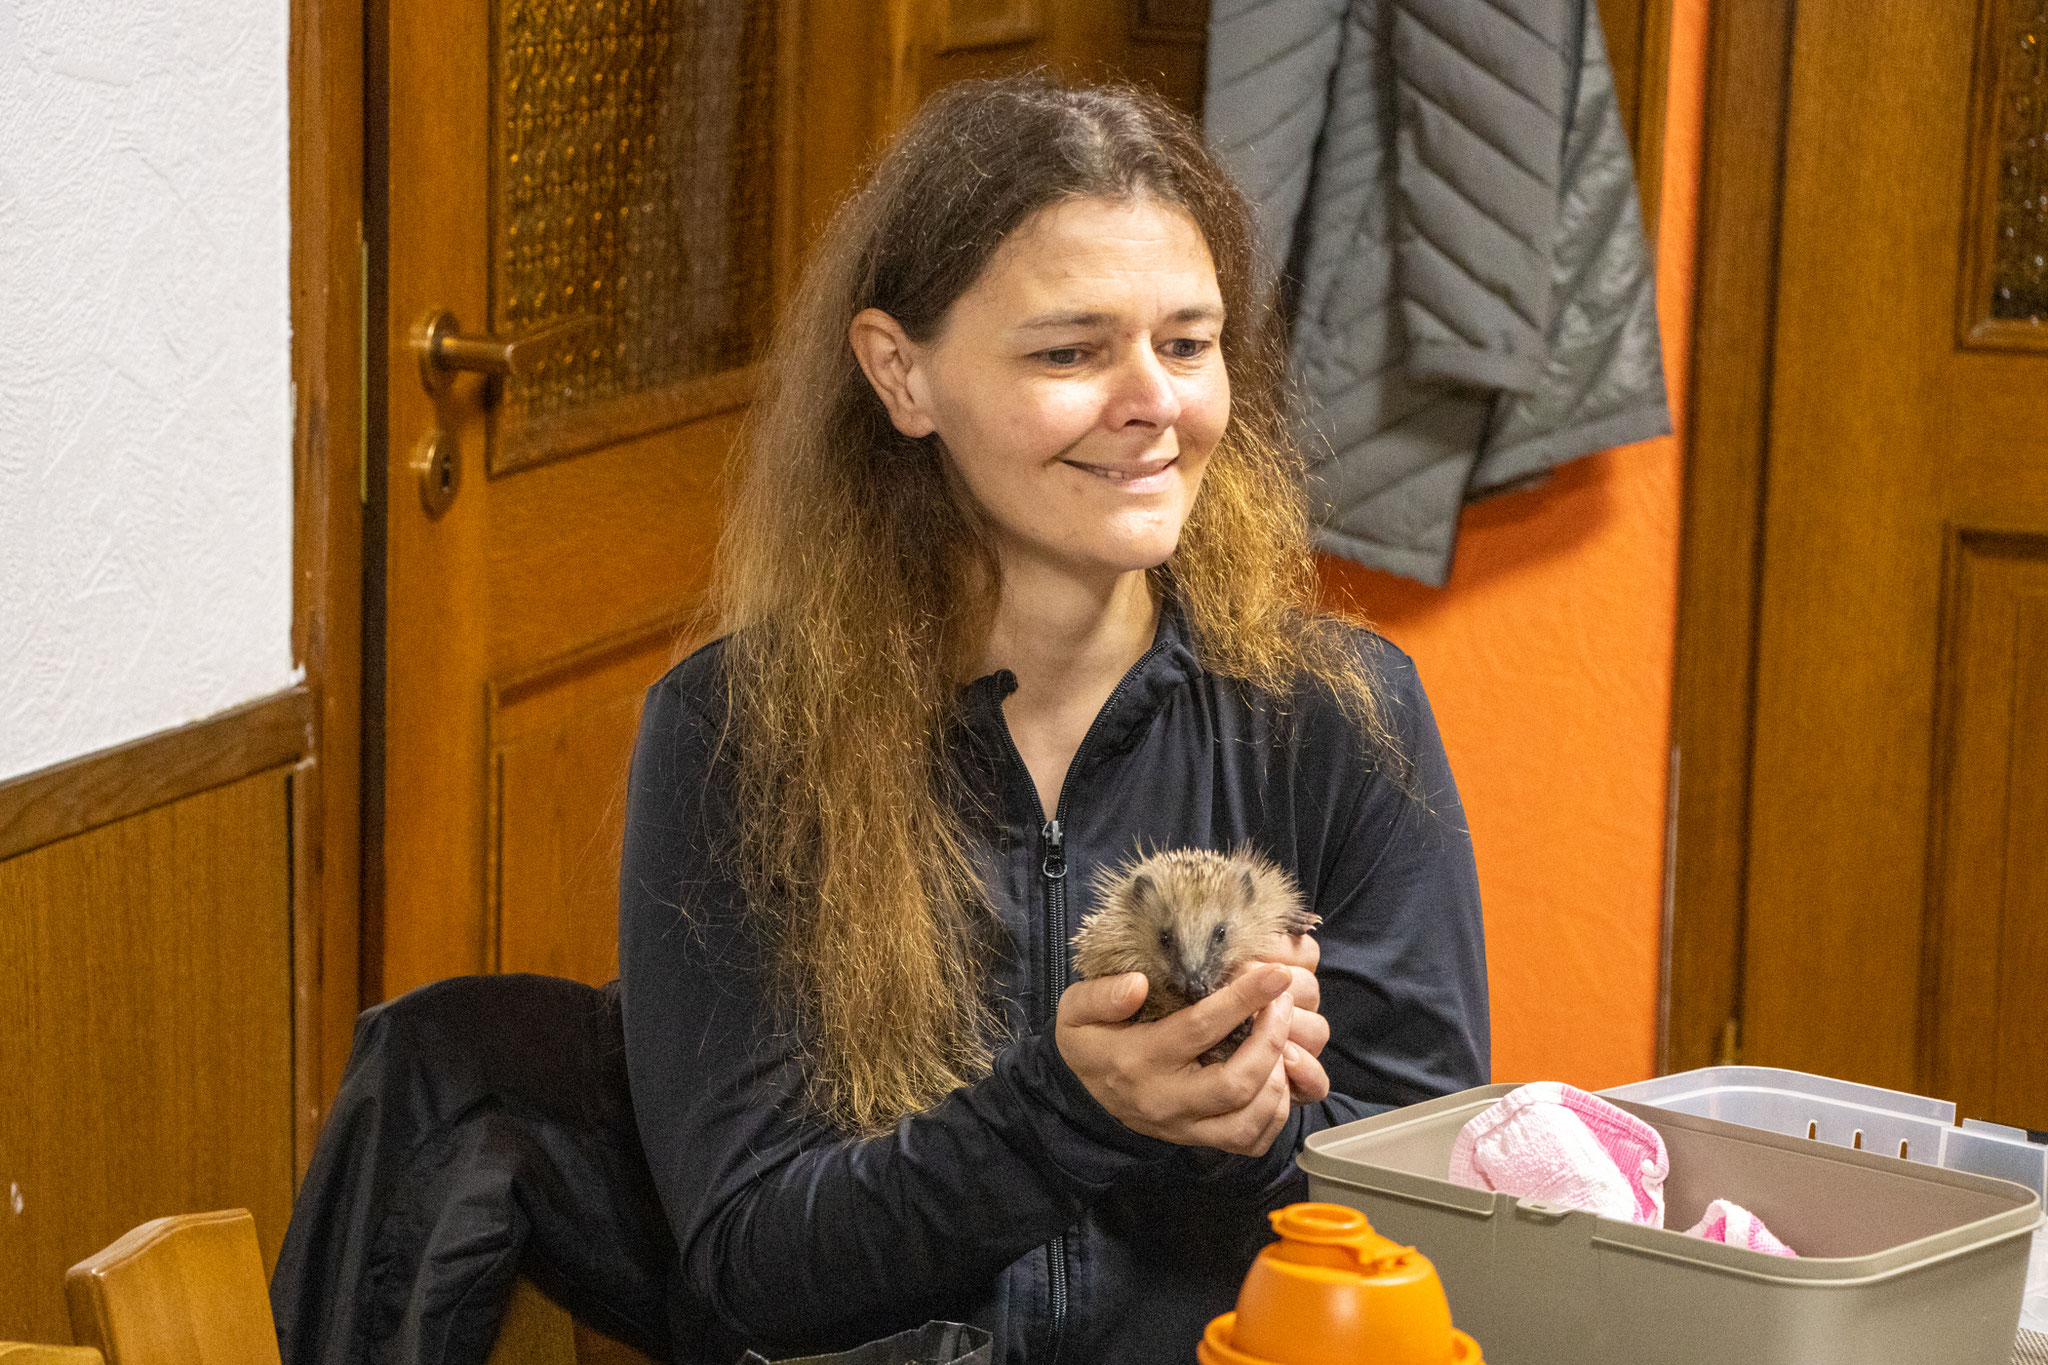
[1070,846,1319,1063]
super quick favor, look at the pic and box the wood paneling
[488,625,687,985]
[882,0,1208,134]
[0,692,311,865]
[938,0,1043,52]
[1121,0,1207,119]
[1925,531,2048,1130]
[0,772,295,1343]
[1128,0,1206,44]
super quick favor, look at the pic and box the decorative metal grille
[1992,0,2048,321]
[496,0,779,438]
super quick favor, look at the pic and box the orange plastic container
[1198,1203,1483,1365]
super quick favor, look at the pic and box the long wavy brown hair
[711,75,1399,1133]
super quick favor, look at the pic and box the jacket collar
[958,594,1201,765]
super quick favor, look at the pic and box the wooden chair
[65,1210,278,1365]
[54,1209,651,1365]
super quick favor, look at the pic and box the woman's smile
[1061,452,1182,493]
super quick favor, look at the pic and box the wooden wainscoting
[0,692,308,1342]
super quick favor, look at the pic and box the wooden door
[376,0,820,996]
[372,3,1211,999]
[1731,0,2048,1130]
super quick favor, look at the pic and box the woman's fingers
[1178,992,1292,1118]
[1056,972,1149,1028]
[1287,1000,1329,1057]
[1283,1040,1330,1104]
[1229,937,1319,1017]
[1279,963,1320,1016]
[1176,964,1291,1057]
[1259,930,1320,974]
[1187,1050,1295,1154]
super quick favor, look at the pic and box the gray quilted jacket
[1205,0,1671,584]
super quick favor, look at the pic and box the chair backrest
[64,1210,280,1365]
[0,1346,103,1364]
[61,1207,638,1365]
[486,1278,577,1365]
[487,1279,662,1365]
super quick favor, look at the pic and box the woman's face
[855,195,1231,586]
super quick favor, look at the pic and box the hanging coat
[1205,0,1672,585]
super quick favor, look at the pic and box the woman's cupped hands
[1055,932,1329,1156]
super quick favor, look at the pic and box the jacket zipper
[1041,816,1069,1364]
[992,635,1168,1365]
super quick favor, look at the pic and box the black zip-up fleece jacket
[618,600,1489,1364]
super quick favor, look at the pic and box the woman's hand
[1055,966,1298,1156]
[1252,930,1330,1104]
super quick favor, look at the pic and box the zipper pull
[1041,819,1066,880]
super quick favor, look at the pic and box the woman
[619,76,1489,1363]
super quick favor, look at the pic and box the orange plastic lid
[1195,1204,1484,1365]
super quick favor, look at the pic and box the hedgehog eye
[1158,928,1173,951]
[1211,924,1227,945]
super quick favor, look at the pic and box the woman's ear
[849,308,938,438]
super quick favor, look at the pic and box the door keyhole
[413,430,461,517]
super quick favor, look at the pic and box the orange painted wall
[1317,0,1710,1090]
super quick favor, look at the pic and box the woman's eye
[1041,347,1085,366]
[1165,338,1212,360]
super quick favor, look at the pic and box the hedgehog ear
[1240,868,1258,906]
[1131,873,1162,915]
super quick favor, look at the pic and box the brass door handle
[413,310,600,395]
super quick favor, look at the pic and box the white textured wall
[0,0,295,782]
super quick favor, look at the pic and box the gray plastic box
[1300,1084,2041,1365]
[1603,1065,2048,1336]
[1602,1066,2048,1200]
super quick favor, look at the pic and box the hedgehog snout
[1165,948,1224,1003]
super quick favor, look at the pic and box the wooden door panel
[486,413,731,671]
[490,626,685,985]
[1928,533,2048,1131]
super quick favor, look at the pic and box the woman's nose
[1105,348,1182,430]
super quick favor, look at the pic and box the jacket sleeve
[1153,637,1491,1204]
[618,659,1179,1354]
[1391,0,1574,392]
